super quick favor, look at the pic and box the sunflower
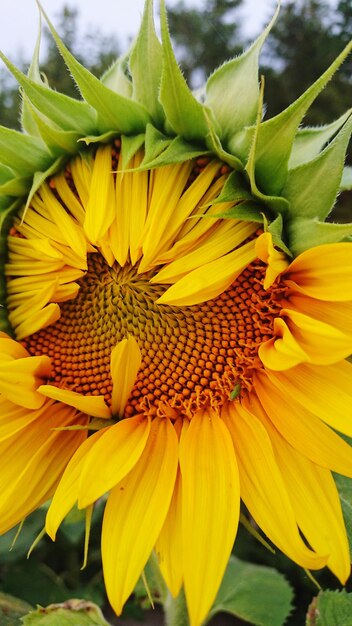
[0,1,352,625]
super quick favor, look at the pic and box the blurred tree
[167,0,245,86]
[262,0,352,125]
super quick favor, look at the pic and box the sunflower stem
[164,589,189,626]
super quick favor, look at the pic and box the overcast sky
[0,0,279,61]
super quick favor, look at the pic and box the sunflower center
[22,251,284,417]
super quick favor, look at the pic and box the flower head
[0,2,352,625]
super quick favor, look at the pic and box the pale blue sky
[0,0,278,60]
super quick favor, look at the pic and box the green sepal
[26,101,82,157]
[130,0,165,126]
[21,16,44,136]
[213,170,253,204]
[120,133,146,169]
[0,125,51,176]
[100,53,133,98]
[0,199,22,336]
[0,164,16,185]
[205,3,279,145]
[287,218,352,255]
[79,131,119,146]
[340,166,352,191]
[143,124,173,163]
[289,109,352,169]
[244,80,290,214]
[0,51,97,135]
[140,135,209,169]
[282,115,352,221]
[38,2,151,134]
[246,39,352,196]
[23,156,67,216]
[211,201,264,223]
[205,123,244,170]
[265,213,292,256]
[159,0,213,143]
[0,176,31,197]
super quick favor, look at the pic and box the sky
[0,0,278,61]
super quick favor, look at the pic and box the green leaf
[340,166,352,191]
[207,556,293,626]
[120,133,145,169]
[334,474,352,559]
[289,109,352,169]
[310,590,352,626]
[0,51,97,135]
[38,2,150,134]
[159,0,212,142]
[288,218,352,255]
[21,600,112,626]
[283,115,352,221]
[27,104,82,157]
[205,4,279,144]
[0,592,32,625]
[251,39,352,196]
[0,126,51,176]
[0,176,31,196]
[130,0,164,126]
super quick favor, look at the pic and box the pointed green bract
[340,166,352,191]
[288,218,352,255]
[250,40,352,196]
[21,16,44,136]
[283,116,352,221]
[0,126,51,176]
[100,54,133,98]
[120,134,146,169]
[205,3,279,145]
[159,0,212,142]
[38,2,151,134]
[130,0,165,126]
[289,109,352,169]
[0,52,97,135]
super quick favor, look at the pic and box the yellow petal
[78,415,151,508]
[285,243,352,301]
[0,403,87,534]
[55,171,86,224]
[0,398,52,441]
[110,336,142,417]
[285,293,352,338]
[11,303,61,341]
[155,469,183,598]
[101,418,178,615]
[253,371,352,477]
[157,239,256,306]
[152,221,257,284]
[139,161,193,272]
[179,410,240,626]
[0,355,51,409]
[222,402,326,570]
[282,308,352,364]
[84,145,115,244]
[259,317,309,370]
[255,232,289,288]
[38,385,111,419]
[46,428,106,540]
[265,421,350,583]
[265,360,352,436]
